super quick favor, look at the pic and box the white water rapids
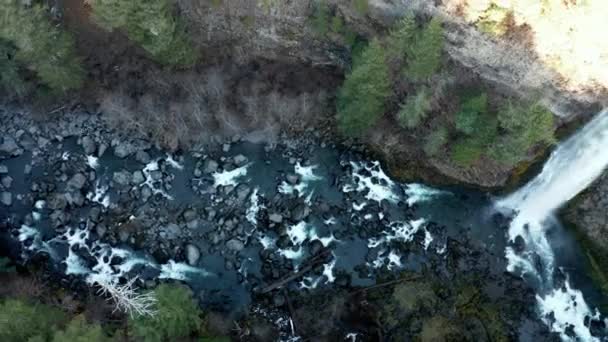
[497,109,608,341]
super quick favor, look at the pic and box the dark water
[0,138,606,340]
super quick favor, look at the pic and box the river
[0,111,607,340]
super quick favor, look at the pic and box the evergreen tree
[405,17,444,80]
[0,0,84,94]
[337,39,391,136]
[398,87,432,129]
[88,0,198,67]
[52,315,110,342]
[130,284,202,342]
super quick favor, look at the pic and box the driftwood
[259,248,331,294]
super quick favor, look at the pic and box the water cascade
[498,109,608,340]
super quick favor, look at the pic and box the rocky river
[1,109,607,341]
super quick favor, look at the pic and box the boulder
[226,239,245,252]
[132,170,146,184]
[113,142,137,158]
[1,175,13,189]
[135,150,151,164]
[81,136,96,155]
[67,173,87,190]
[291,204,310,221]
[234,154,248,166]
[185,244,201,266]
[113,170,132,186]
[0,192,12,206]
[0,165,8,174]
[203,159,219,174]
[269,213,283,223]
[0,136,22,156]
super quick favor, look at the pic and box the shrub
[88,0,198,67]
[0,41,32,99]
[0,299,67,341]
[455,93,488,135]
[0,0,84,94]
[337,39,391,136]
[398,87,432,129]
[403,17,444,80]
[52,315,110,342]
[490,101,555,165]
[477,4,511,37]
[130,284,201,342]
[424,126,449,156]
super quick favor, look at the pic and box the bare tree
[92,276,157,318]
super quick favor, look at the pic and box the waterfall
[497,109,608,341]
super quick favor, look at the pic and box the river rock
[286,174,299,185]
[113,170,132,186]
[185,244,201,266]
[236,184,251,203]
[291,204,310,221]
[0,192,12,206]
[67,173,87,190]
[48,193,68,210]
[136,150,151,164]
[183,209,197,223]
[0,165,7,174]
[222,144,231,153]
[132,170,145,184]
[113,142,137,158]
[1,175,13,189]
[0,136,22,157]
[81,136,96,154]
[97,143,107,157]
[203,159,219,174]
[226,239,244,252]
[269,213,283,223]
[162,223,181,240]
[234,154,248,166]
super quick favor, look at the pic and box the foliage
[477,4,511,37]
[403,17,444,80]
[130,284,202,342]
[398,87,432,129]
[311,0,331,36]
[455,93,488,135]
[490,102,555,165]
[52,315,109,342]
[0,41,32,99]
[89,0,198,67]
[337,39,391,136]
[424,126,449,156]
[0,0,84,94]
[451,111,498,166]
[0,299,67,341]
